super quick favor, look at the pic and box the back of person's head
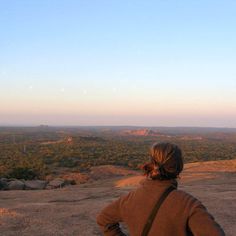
[142,142,183,180]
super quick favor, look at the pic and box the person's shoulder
[169,189,207,217]
[174,189,196,197]
[173,189,202,206]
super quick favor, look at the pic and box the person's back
[97,142,225,236]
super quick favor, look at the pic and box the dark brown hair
[142,142,183,180]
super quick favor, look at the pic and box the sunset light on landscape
[1,2,236,236]
[1,0,236,126]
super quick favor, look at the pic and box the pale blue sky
[0,0,236,126]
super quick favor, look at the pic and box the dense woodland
[0,126,236,180]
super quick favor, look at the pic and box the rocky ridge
[0,160,235,236]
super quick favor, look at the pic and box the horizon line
[1,124,236,129]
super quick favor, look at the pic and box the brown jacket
[97,179,225,236]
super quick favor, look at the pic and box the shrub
[6,167,40,180]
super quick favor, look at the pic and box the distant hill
[120,128,162,136]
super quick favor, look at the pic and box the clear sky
[0,0,236,127]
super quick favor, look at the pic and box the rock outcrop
[0,178,8,190]
[7,180,25,190]
[24,180,48,190]
[46,179,67,189]
[0,178,73,191]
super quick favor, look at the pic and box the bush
[6,167,40,180]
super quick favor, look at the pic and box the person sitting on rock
[97,142,225,236]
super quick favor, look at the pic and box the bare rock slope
[0,160,236,236]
